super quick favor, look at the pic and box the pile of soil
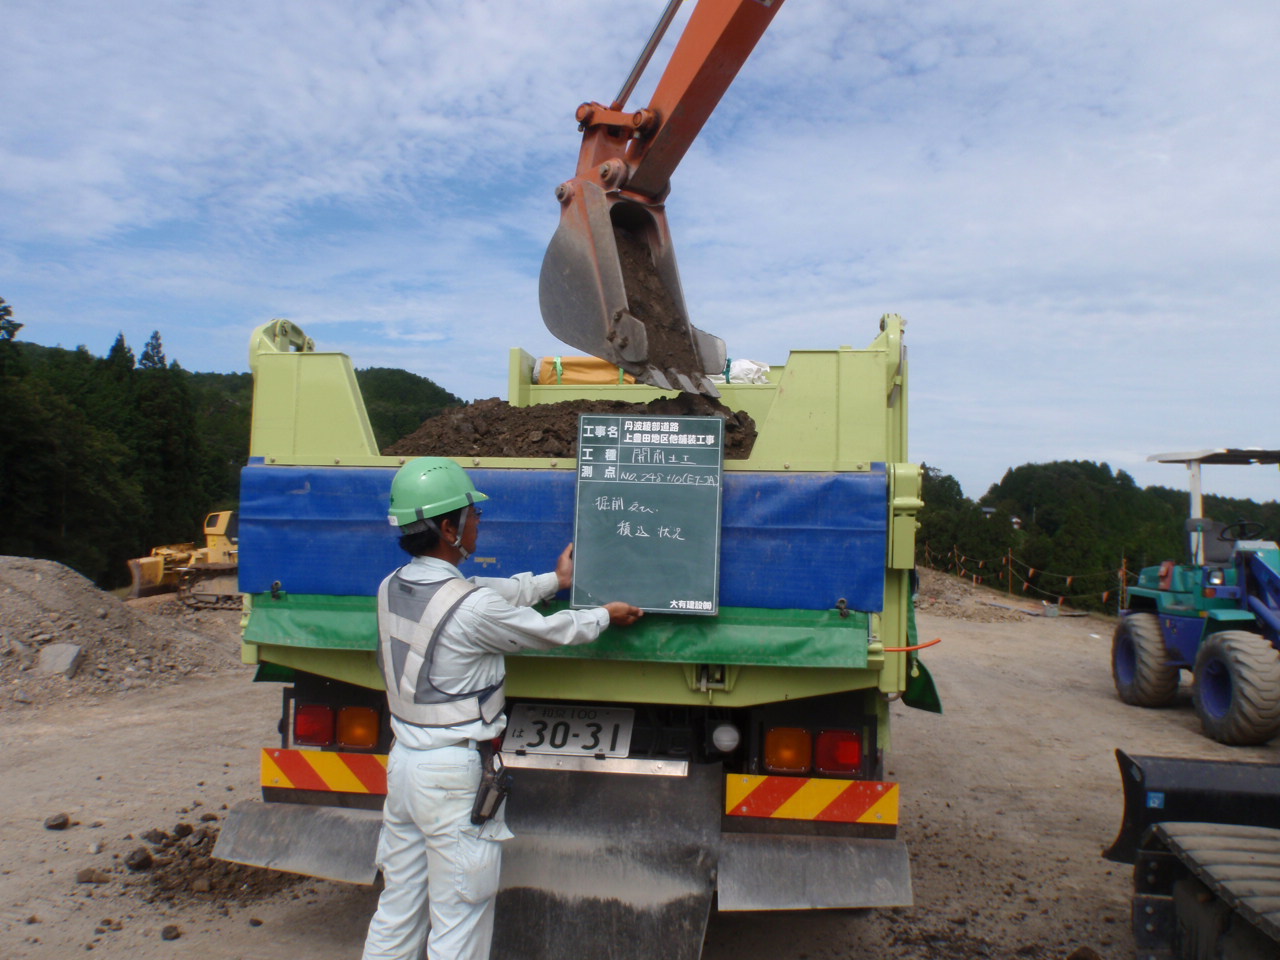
[136,820,302,906]
[0,557,241,710]
[915,566,1046,623]
[383,394,758,460]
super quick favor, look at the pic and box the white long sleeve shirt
[382,555,610,750]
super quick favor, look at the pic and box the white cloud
[3,0,1278,502]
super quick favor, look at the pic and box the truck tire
[1112,613,1178,707]
[1192,630,1280,745]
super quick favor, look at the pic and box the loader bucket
[1103,749,1280,863]
[492,763,722,960]
[539,180,726,397]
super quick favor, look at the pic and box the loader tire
[1112,613,1178,707]
[1192,630,1280,745]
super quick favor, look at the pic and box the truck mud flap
[493,763,722,960]
[1104,749,1280,864]
[717,833,912,911]
[213,799,382,884]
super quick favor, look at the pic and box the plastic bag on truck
[709,359,771,385]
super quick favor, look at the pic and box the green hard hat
[388,457,489,532]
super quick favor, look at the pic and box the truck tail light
[815,729,862,774]
[338,706,380,747]
[294,704,335,746]
[764,727,812,774]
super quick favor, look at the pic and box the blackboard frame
[570,414,724,615]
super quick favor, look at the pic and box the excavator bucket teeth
[540,181,726,397]
[492,763,722,960]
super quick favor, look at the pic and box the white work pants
[362,742,512,960]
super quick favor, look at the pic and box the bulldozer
[127,510,241,610]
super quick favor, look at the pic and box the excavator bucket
[540,181,726,397]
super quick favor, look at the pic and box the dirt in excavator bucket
[539,183,726,396]
[383,394,757,460]
[614,226,703,380]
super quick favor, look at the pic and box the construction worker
[361,457,643,960]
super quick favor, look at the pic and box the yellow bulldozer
[127,510,240,610]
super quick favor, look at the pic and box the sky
[4,0,1279,503]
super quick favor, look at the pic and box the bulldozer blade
[493,763,722,960]
[127,556,176,599]
[539,180,726,397]
[1104,749,1280,864]
[213,799,383,884]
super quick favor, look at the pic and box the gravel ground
[3,563,1275,959]
[0,556,241,710]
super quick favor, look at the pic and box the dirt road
[3,577,1276,959]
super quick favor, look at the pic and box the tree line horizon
[1,299,1276,606]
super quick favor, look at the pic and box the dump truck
[126,509,240,609]
[213,312,933,959]
[214,2,937,955]
[1111,449,1280,744]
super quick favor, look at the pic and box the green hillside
[0,309,460,587]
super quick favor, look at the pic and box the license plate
[504,703,634,758]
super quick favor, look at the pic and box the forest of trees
[917,461,1280,612]
[0,298,461,588]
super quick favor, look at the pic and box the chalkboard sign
[571,414,724,615]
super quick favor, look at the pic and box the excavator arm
[538,0,785,396]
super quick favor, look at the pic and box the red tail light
[815,729,862,774]
[294,704,335,746]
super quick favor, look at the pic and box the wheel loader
[1111,449,1280,745]
[1106,451,1280,958]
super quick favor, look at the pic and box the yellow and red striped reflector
[725,774,899,824]
[261,748,388,795]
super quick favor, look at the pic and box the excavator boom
[539,0,784,395]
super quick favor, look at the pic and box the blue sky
[5,0,1278,502]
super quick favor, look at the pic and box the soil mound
[138,820,302,906]
[384,394,758,460]
[915,566,1043,623]
[0,556,241,710]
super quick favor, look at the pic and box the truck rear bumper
[216,767,914,910]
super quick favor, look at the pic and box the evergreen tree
[0,296,24,379]
[139,330,167,369]
[105,333,135,376]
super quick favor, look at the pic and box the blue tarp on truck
[238,463,889,613]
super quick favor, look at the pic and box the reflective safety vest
[376,571,505,727]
